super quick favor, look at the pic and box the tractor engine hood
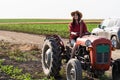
[76,35,112,71]
[76,35,108,46]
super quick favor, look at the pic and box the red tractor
[41,34,120,80]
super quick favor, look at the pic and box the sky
[0,0,119,19]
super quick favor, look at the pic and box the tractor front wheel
[112,59,120,80]
[66,59,82,80]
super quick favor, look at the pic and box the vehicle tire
[66,59,82,80]
[112,36,120,49]
[112,59,120,80]
[41,39,62,78]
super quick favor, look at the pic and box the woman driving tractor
[69,10,90,47]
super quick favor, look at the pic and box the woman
[69,10,89,47]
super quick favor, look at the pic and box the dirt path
[0,30,66,50]
[0,30,45,48]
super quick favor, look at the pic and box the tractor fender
[45,35,65,51]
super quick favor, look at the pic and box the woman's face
[73,13,78,20]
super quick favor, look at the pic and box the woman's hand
[71,32,77,35]
[71,32,80,36]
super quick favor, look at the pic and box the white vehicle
[92,18,120,48]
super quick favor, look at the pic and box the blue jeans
[70,39,76,47]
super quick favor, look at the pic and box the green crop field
[0,19,100,37]
[0,19,71,23]
[0,23,98,38]
[0,19,102,23]
[0,19,99,38]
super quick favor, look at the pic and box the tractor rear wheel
[112,59,120,80]
[41,39,62,78]
[66,59,82,80]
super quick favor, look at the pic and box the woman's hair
[72,14,81,26]
[71,11,82,26]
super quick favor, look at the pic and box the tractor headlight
[111,40,117,48]
[85,40,91,47]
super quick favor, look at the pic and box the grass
[8,50,39,62]
[0,59,55,80]
[0,19,71,23]
[0,19,102,23]
[0,41,39,62]
[0,59,32,80]
[0,41,55,80]
[0,23,98,38]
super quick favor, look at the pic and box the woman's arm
[68,23,78,35]
[82,21,91,35]
[82,21,88,33]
